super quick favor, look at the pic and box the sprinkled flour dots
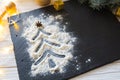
[86,58,91,63]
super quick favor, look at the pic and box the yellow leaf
[53,0,64,11]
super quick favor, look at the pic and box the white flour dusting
[21,14,76,76]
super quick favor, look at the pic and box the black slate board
[9,0,120,80]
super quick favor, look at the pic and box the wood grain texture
[0,0,120,80]
[70,60,120,80]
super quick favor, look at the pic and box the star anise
[35,21,43,28]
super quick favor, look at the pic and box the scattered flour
[21,14,76,76]
[85,58,91,63]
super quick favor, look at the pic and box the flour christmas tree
[21,14,76,76]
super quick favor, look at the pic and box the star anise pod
[35,21,42,28]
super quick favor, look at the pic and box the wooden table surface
[0,0,120,80]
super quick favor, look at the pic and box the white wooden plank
[70,61,120,80]
[70,72,120,80]
[88,62,120,75]
[0,41,17,67]
[0,4,19,79]
[0,68,19,80]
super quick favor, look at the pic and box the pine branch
[78,0,120,10]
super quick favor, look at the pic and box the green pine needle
[78,0,120,10]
